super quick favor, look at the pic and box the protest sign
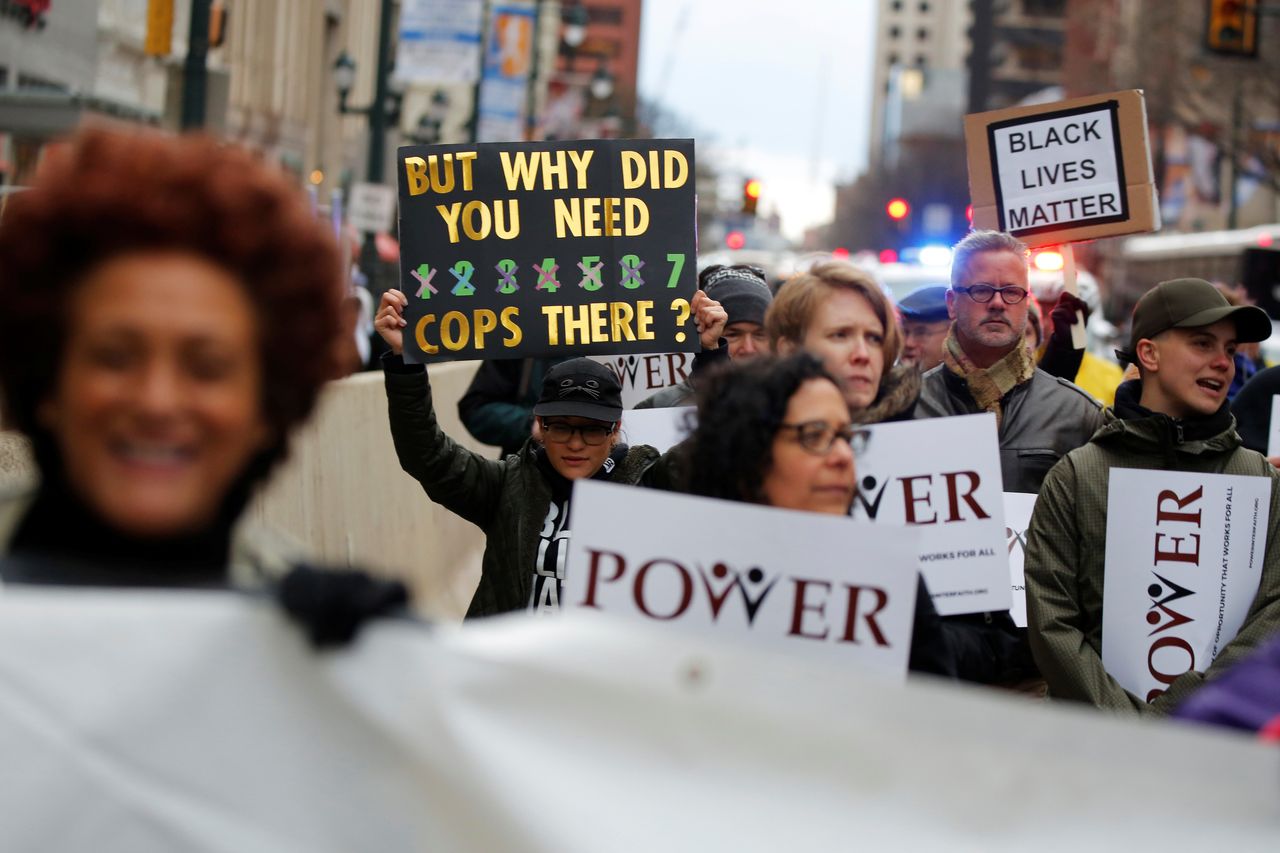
[347,182,398,234]
[1268,395,1280,457]
[396,139,698,363]
[1004,492,1038,628]
[592,351,694,408]
[564,481,919,677]
[394,0,484,84]
[965,90,1159,248]
[2,592,1278,851]
[1102,468,1271,704]
[851,414,1010,616]
[620,405,692,453]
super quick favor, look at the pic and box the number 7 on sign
[665,253,686,288]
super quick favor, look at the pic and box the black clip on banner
[396,138,699,364]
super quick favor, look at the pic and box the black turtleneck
[4,466,250,588]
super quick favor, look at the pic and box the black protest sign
[396,139,698,363]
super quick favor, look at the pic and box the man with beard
[915,230,1104,688]
[916,230,1103,493]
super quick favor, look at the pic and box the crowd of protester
[2,128,1279,742]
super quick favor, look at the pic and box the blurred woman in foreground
[0,128,351,595]
[684,353,958,677]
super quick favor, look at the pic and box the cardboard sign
[348,182,398,234]
[564,481,919,677]
[396,139,698,363]
[1267,395,1280,458]
[1102,469,1271,704]
[592,351,694,408]
[1004,492,1038,629]
[852,414,1011,616]
[620,405,692,453]
[965,90,1159,247]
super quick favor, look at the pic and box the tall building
[868,0,970,169]
[968,0,1067,112]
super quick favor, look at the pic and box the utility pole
[967,0,994,115]
[181,0,212,129]
[360,0,397,292]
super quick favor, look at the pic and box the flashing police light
[878,249,899,264]
[1033,249,1065,272]
[726,230,746,250]
[917,245,953,268]
[886,198,910,221]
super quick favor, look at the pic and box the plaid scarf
[941,331,1036,428]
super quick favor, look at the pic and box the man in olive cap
[1025,277,1280,714]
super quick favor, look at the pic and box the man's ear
[1136,338,1160,374]
[945,289,957,321]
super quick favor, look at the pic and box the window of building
[891,0,903,10]
[917,27,928,40]
[919,1,930,11]
[1023,0,1066,16]
[588,7,624,25]
[888,53,900,67]
[889,25,901,39]
[916,55,928,68]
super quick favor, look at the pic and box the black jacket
[385,354,681,617]
[916,365,1104,494]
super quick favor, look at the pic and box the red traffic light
[744,179,762,200]
[886,198,910,221]
[726,230,746,250]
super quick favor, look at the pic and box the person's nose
[564,428,587,450]
[738,335,760,357]
[849,336,870,363]
[1210,347,1233,372]
[827,434,855,469]
[133,359,184,420]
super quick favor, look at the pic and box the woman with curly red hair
[0,127,346,587]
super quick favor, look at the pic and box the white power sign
[987,101,1127,238]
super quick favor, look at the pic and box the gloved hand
[277,565,410,649]
[1038,291,1089,380]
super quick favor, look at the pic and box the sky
[636,0,878,241]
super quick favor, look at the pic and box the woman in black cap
[375,288,724,617]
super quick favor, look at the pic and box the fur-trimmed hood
[852,364,921,425]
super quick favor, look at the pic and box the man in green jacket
[1026,277,1280,714]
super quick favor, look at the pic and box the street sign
[395,0,485,83]
[348,182,398,235]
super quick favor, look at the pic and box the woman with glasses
[766,260,919,425]
[684,353,960,676]
[374,288,723,618]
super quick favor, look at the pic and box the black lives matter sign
[396,139,697,363]
[986,101,1127,238]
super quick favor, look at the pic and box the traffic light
[742,179,761,216]
[725,230,746,250]
[886,198,910,221]
[1206,0,1258,57]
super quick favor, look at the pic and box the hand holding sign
[376,289,410,356]
[690,289,728,349]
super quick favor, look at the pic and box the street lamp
[561,2,589,70]
[589,61,614,101]
[333,50,357,111]
[412,90,451,145]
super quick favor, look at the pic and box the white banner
[347,182,398,234]
[1102,468,1271,703]
[989,101,1126,233]
[395,0,484,84]
[620,405,691,453]
[592,351,694,408]
[853,414,1011,616]
[564,481,919,677]
[1004,492,1038,628]
[1,591,1278,850]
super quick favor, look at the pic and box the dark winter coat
[916,365,1104,494]
[384,354,681,618]
[1026,382,1280,713]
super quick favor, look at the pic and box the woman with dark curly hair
[684,353,959,677]
[0,128,350,590]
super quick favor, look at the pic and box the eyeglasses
[540,419,615,446]
[953,283,1028,304]
[778,421,871,456]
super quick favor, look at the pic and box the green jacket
[1025,402,1280,715]
[384,356,682,618]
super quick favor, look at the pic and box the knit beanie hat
[700,265,773,327]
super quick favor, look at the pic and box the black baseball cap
[533,358,623,422]
[1117,277,1271,363]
